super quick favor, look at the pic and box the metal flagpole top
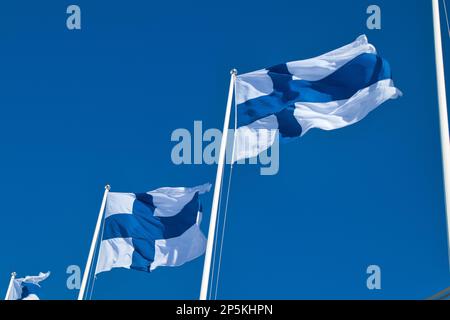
[78,184,111,300]
[5,272,17,300]
[200,68,237,300]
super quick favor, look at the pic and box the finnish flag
[95,183,211,274]
[6,272,50,300]
[233,35,402,161]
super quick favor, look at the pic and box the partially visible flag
[95,183,211,274]
[233,35,402,162]
[6,272,50,300]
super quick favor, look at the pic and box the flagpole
[77,184,110,300]
[432,0,450,269]
[4,272,16,300]
[200,69,237,300]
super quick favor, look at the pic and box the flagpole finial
[230,68,238,75]
[105,184,111,191]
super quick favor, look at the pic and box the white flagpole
[200,69,237,300]
[78,184,110,300]
[432,0,450,269]
[4,272,16,300]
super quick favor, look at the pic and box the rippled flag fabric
[233,35,402,162]
[6,272,50,300]
[95,184,211,274]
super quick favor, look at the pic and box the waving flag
[95,183,211,274]
[6,272,50,300]
[233,35,402,161]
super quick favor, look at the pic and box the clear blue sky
[0,0,449,300]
